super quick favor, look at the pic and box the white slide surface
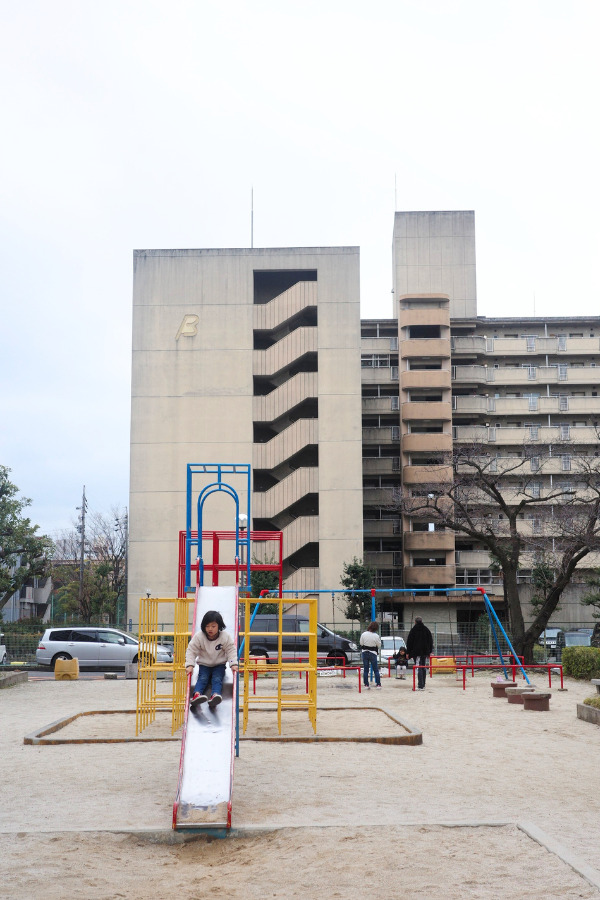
[173,585,238,830]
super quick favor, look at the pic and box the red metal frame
[178,530,283,597]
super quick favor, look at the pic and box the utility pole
[77,486,88,615]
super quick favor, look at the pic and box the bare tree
[51,508,127,624]
[394,442,600,662]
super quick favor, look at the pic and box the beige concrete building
[129,247,364,621]
[130,212,600,629]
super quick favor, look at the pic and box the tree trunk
[503,567,534,662]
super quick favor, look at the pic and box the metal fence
[2,619,591,665]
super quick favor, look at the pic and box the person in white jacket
[185,610,238,710]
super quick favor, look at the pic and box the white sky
[1,0,599,537]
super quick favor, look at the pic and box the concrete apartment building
[129,211,600,627]
[130,247,364,622]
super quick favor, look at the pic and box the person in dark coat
[406,617,434,689]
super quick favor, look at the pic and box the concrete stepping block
[491,680,517,698]
[505,686,536,704]
[523,692,551,711]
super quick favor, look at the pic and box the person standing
[406,616,433,690]
[360,621,382,690]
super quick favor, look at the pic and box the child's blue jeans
[194,663,226,696]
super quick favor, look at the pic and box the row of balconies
[451,335,600,356]
[453,424,600,445]
[453,365,600,386]
[453,395,600,416]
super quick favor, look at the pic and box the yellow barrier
[54,658,79,680]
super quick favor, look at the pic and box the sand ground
[1,670,599,899]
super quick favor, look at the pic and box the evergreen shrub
[561,646,600,680]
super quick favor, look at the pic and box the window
[71,630,98,643]
[560,424,571,441]
[561,455,572,472]
[530,457,540,472]
[529,426,539,441]
[361,354,390,368]
[530,482,541,498]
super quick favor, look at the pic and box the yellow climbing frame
[136,595,194,736]
[240,594,317,735]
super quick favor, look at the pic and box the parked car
[36,627,174,669]
[537,627,563,651]
[239,614,360,665]
[379,635,408,671]
[562,630,592,648]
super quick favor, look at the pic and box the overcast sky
[1,0,599,538]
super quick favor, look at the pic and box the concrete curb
[0,670,28,689]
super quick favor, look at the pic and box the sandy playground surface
[1,669,599,899]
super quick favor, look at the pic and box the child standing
[185,610,238,710]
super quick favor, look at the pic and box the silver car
[36,627,173,669]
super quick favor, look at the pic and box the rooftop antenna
[250,187,254,249]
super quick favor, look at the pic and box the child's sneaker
[208,693,222,709]
[190,692,207,708]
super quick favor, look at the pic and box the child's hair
[201,610,226,634]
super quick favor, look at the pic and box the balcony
[401,370,451,390]
[404,532,455,551]
[363,520,401,537]
[452,365,488,384]
[361,367,398,385]
[363,487,396,506]
[364,551,402,567]
[402,465,452,484]
[402,433,452,453]
[454,550,492,567]
[400,308,449,328]
[452,396,487,414]
[362,426,400,443]
[403,565,456,585]
[362,397,399,414]
[401,339,450,359]
[362,458,400,476]
[402,401,452,421]
[451,336,487,354]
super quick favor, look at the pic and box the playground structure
[134,460,542,833]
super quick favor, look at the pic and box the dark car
[239,613,359,666]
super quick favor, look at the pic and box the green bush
[583,696,600,710]
[561,646,600,680]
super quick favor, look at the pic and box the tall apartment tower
[129,247,364,620]
[362,211,477,600]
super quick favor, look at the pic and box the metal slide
[173,585,238,831]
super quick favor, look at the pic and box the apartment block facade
[129,212,600,626]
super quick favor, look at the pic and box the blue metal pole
[482,591,530,684]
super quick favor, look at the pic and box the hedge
[561,646,600,680]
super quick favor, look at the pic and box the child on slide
[185,610,238,710]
